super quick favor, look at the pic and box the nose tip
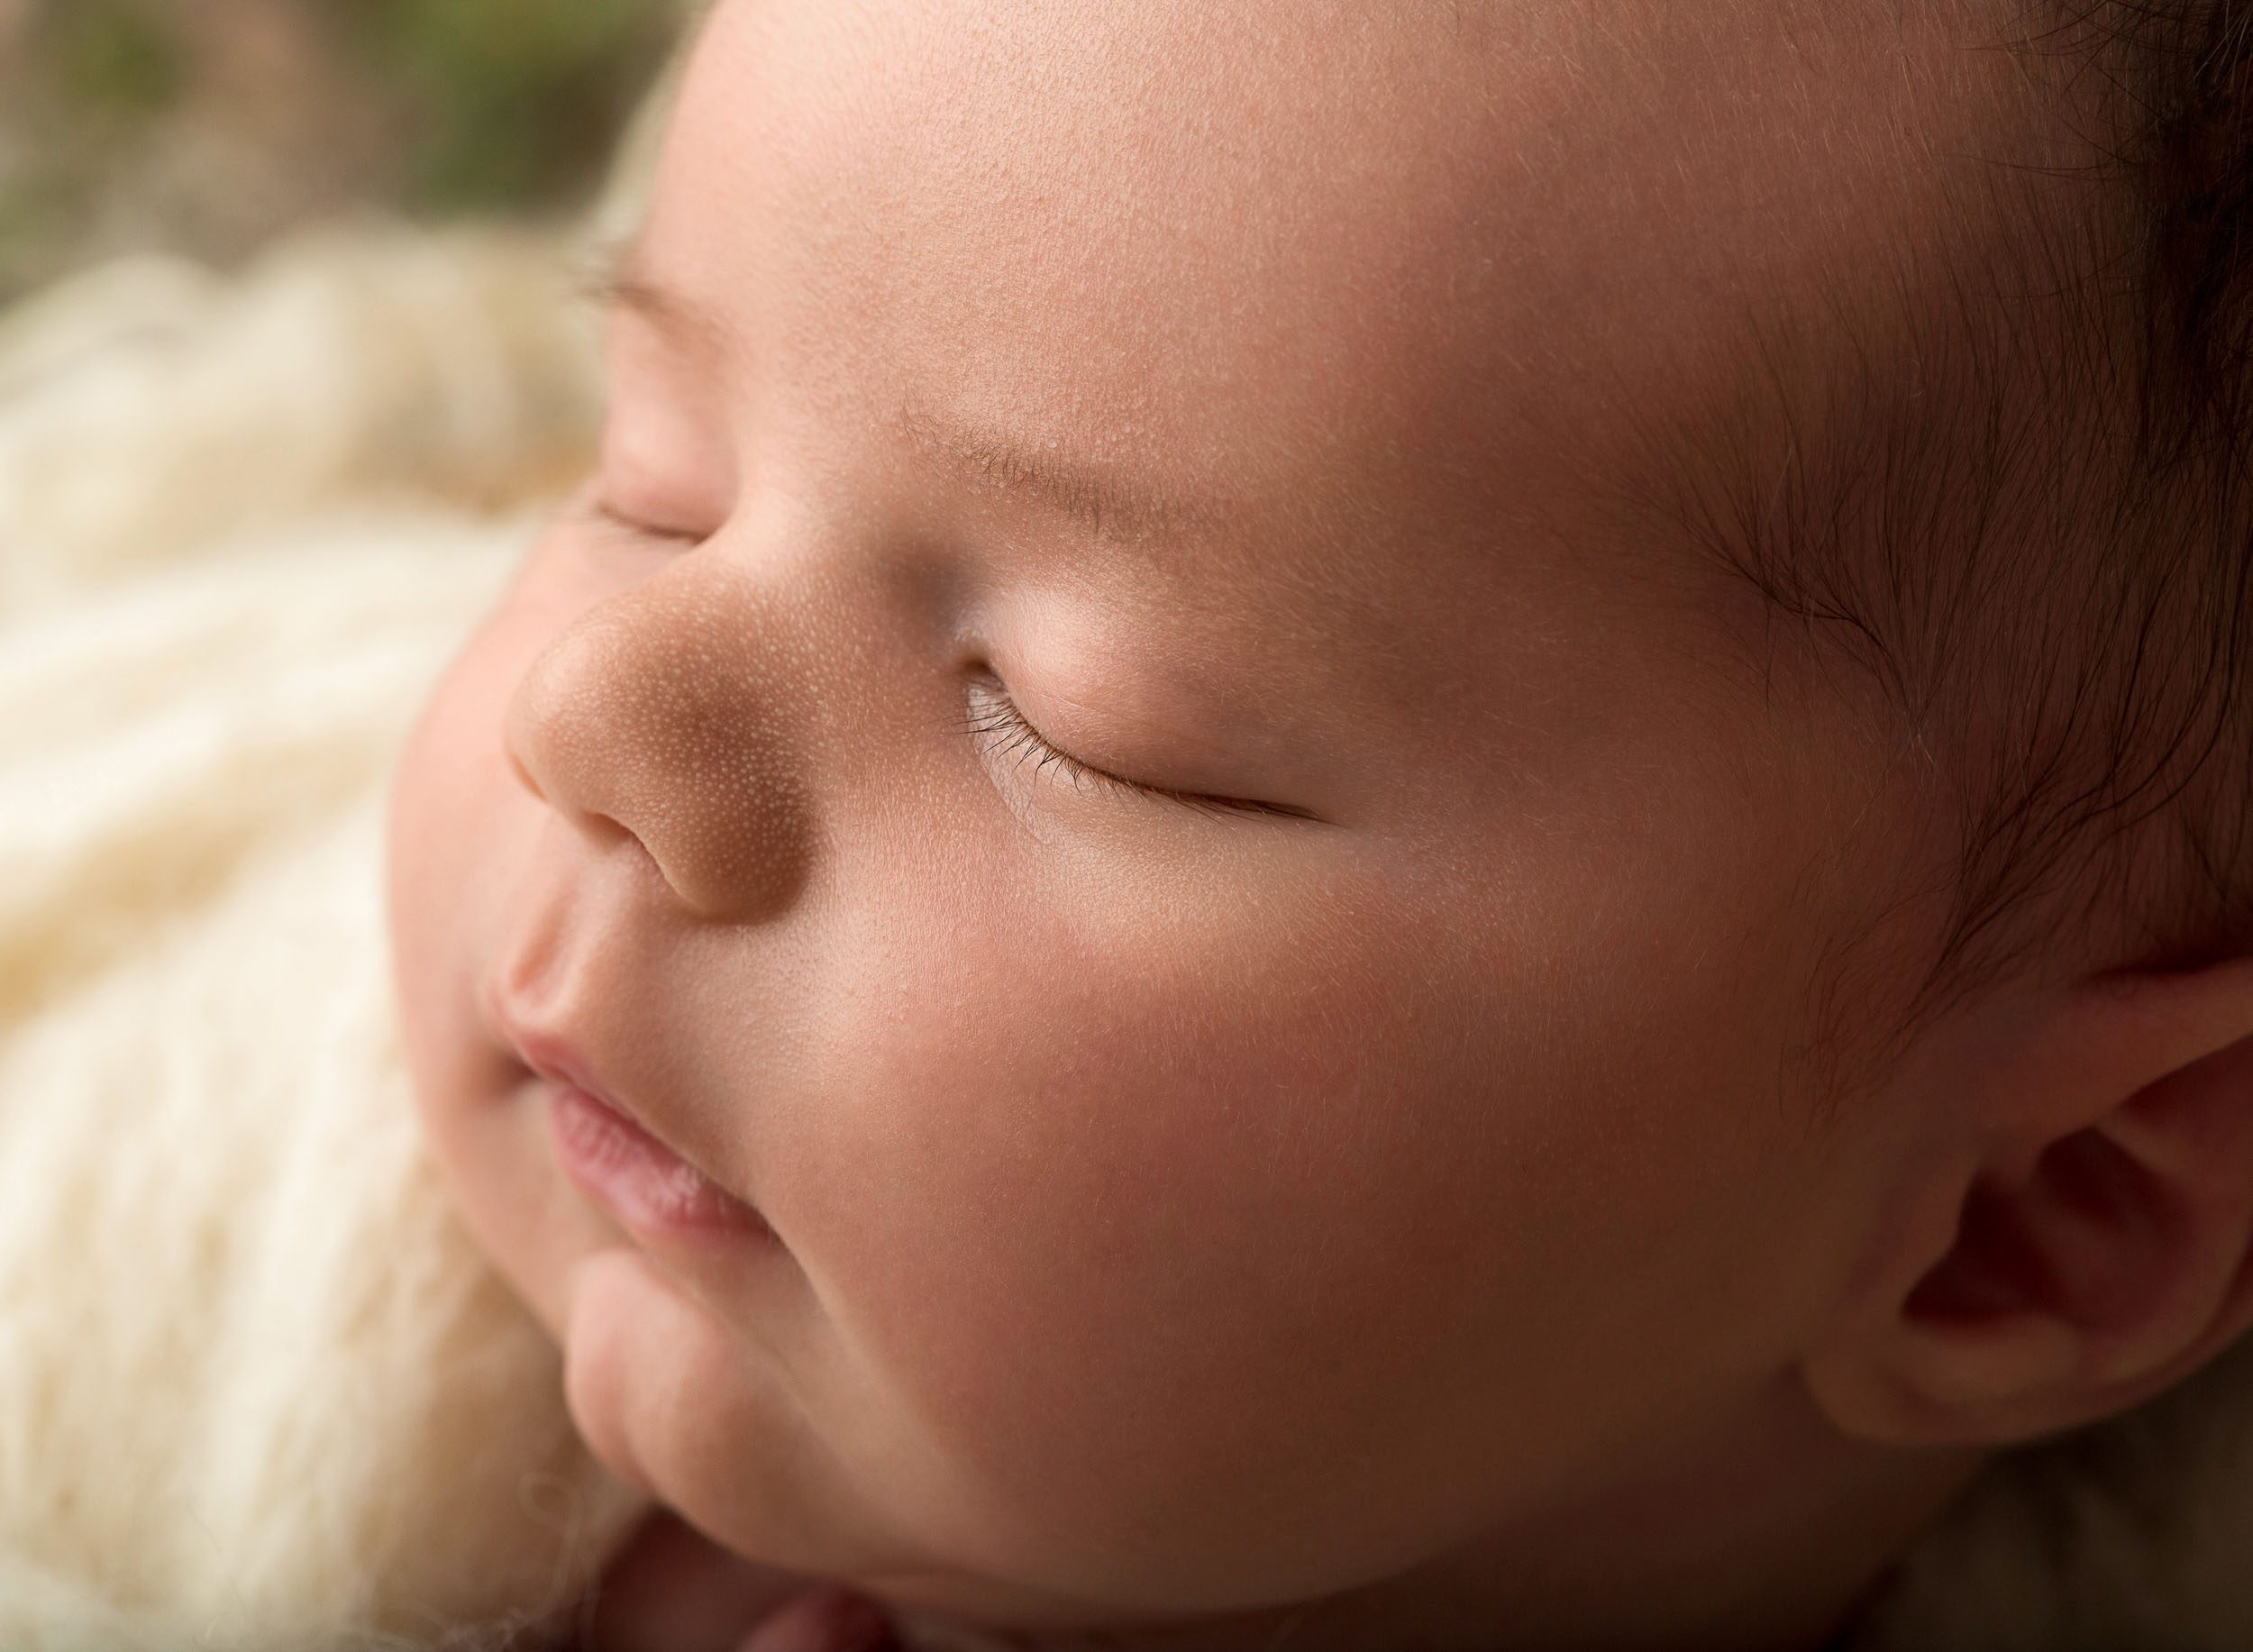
[501,570,816,926]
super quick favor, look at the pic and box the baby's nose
[502,557,817,925]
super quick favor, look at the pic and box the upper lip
[486,981,698,1173]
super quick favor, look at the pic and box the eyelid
[956,671,1308,822]
[586,492,708,547]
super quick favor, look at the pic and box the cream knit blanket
[7,208,2253,1652]
[0,227,650,1651]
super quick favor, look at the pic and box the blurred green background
[0,0,689,304]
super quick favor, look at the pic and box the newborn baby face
[385,0,2026,1632]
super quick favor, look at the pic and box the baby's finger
[735,1587,898,1652]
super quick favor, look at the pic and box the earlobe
[1802,954,2253,1448]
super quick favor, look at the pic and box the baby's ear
[1801,954,2253,1448]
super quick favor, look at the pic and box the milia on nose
[499,562,821,926]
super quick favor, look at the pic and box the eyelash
[588,494,706,546]
[955,673,1291,821]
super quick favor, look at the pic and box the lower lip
[546,1081,775,1246]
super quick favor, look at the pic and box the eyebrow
[890,397,1218,546]
[592,256,738,366]
[591,248,1220,547]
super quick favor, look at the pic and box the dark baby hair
[1628,1,2253,1103]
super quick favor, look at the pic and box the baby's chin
[557,1246,891,1581]
[561,1247,670,1496]
[552,1253,1154,1631]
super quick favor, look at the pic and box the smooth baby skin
[385,4,2253,1647]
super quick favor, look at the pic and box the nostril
[505,725,634,851]
[501,673,557,808]
[505,742,543,803]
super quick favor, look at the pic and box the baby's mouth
[487,980,776,1250]
[543,1074,776,1245]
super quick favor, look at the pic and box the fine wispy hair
[1615,0,2253,1109]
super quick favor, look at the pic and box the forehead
[632,0,2030,698]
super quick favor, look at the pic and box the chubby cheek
[776,827,1789,1616]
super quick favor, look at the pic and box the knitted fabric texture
[0,226,650,1652]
